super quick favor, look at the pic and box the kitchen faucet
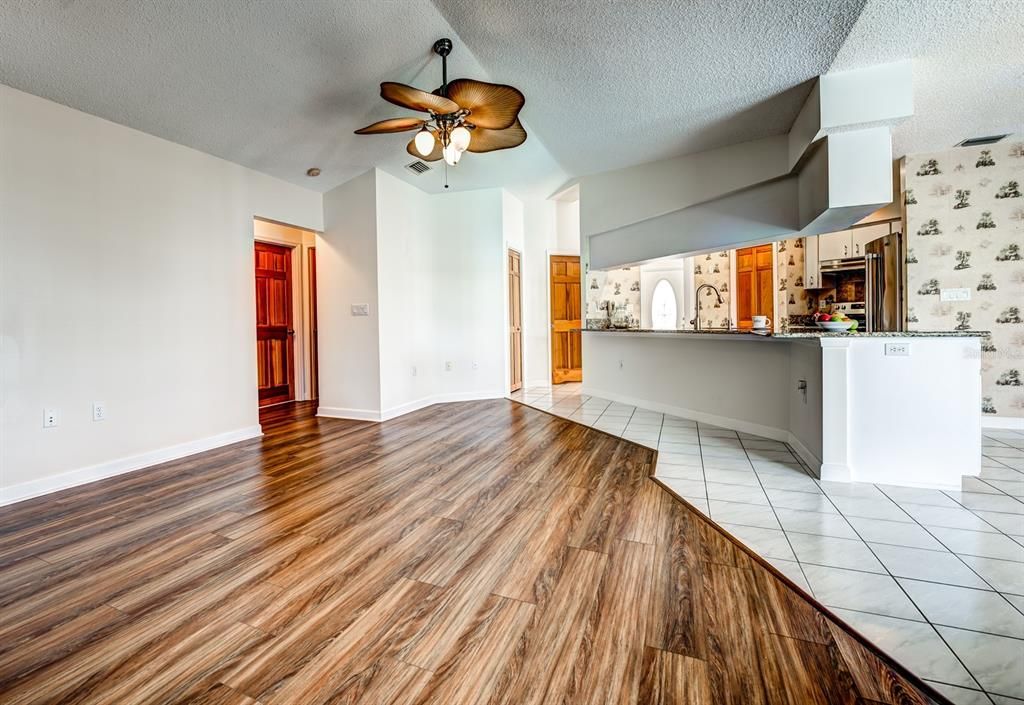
[693,283,725,331]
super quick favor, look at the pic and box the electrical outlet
[472,362,478,370]
[618,359,624,369]
[350,303,370,316]
[885,342,910,356]
[44,408,59,428]
[92,402,106,422]
[411,366,417,377]
[445,361,453,371]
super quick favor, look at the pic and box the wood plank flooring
[0,400,948,705]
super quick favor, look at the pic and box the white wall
[319,169,509,420]
[0,86,323,503]
[317,170,382,419]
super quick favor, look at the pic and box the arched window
[651,279,677,330]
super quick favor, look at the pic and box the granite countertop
[582,327,989,338]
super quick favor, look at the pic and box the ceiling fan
[354,38,527,170]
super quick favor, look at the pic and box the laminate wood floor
[0,400,948,705]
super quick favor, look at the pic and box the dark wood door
[550,255,582,384]
[508,249,523,392]
[736,244,774,329]
[255,242,295,406]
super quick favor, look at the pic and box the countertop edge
[580,328,990,339]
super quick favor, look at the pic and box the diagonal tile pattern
[511,382,1024,705]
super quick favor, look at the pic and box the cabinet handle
[844,244,849,256]
[855,243,860,255]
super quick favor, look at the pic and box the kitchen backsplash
[775,237,817,329]
[693,251,731,328]
[905,137,1024,418]
[586,266,640,327]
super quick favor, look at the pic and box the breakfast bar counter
[582,328,984,489]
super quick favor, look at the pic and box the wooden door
[255,242,295,406]
[550,255,582,383]
[508,249,523,392]
[736,245,775,329]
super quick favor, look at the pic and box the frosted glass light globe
[414,128,435,157]
[442,143,462,166]
[450,125,471,152]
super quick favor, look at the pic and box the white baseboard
[319,391,506,424]
[785,433,823,477]
[581,385,791,443]
[317,406,382,422]
[0,425,263,507]
[982,416,1024,430]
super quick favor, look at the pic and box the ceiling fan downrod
[433,38,452,95]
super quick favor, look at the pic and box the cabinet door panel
[818,230,853,261]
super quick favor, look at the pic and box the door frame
[253,217,318,402]
[728,245,779,330]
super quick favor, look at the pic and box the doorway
[735,244,774,329]
[550,254,582,383]
[255,242,295,406]
[508,249,523,392]
[253,218,318,408]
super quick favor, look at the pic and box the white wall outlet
[92,402,106,422]
[350,303,369,316]
[618,359,624,369]
[940,288,971,302]
[472,361,479,370]
[44,408,59,428]
[411,365,417,377]
[445,361,453,371]
[885,342,910,356]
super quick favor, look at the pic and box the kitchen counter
[583,329,981,489]
[583,327,988,338]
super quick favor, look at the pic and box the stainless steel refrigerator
[864,232,905,332]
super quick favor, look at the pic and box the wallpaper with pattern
[776,238,816,329]
[693,251,732,329]
[586,266,641,326]
[905,137,1024,417]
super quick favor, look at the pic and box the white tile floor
[510,382,1024,705]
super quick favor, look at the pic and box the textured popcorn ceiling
[830,0,1024,157]
[0,0,1020,194]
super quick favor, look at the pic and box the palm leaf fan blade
[446,79,524,130]
[466,119,527,153]
[353,117,426,134]
[380,82,459,114]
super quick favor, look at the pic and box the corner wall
[0,86,324,504]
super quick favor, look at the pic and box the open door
[508,249,523,392]
[255,241,295,406]
[550,254,582,383]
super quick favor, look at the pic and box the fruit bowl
[816,320,856,331]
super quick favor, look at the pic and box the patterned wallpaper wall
[776,238,816,328]
[586,266,641,326]
[692,251,731,329]
[905,137,1024,418]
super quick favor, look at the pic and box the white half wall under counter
[582,329,984,489]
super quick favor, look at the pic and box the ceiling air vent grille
[957,134,1008,147]
[405,160,431,175]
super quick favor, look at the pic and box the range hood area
[583,61,913,270]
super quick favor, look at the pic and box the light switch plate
[940,288,971,302]
[351,303,369,316]
[885,342,910,356]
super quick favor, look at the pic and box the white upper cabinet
[850,223,890,257]
[804,235,820,289]
[818,230,852,261]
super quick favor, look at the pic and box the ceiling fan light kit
[354,37,527,180]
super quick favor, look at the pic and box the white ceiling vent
[956,135,1008,147]
[405,160,431,175]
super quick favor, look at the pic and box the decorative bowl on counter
[816,320,857,331]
